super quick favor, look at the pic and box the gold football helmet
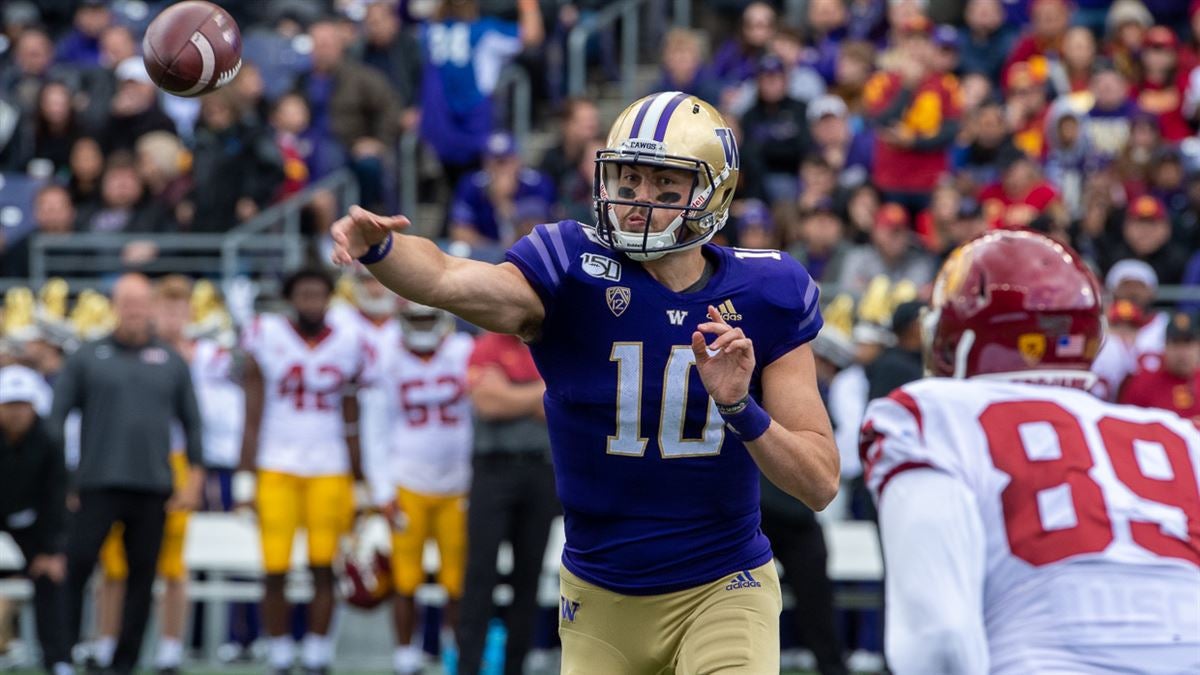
[594,92,741,260]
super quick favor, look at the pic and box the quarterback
[861,231,1200,673]
[332,92,838,673]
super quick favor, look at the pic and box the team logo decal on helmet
[593,92,741,261]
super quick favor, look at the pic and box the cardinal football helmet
[340,513,393,609]
[594,92,741,260]
[926,230,1103,384]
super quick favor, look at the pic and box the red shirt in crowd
[467,332,542,386]
[864,71,961,194]
[1134,71,1194,142]
[1118,367,1200,424]
[978,181,1059,229]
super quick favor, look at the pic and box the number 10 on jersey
[607,343,726,458]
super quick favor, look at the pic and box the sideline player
[331,92,840,673]
[861,230,1200,673]
[365,302,474,674]
[235,269,366,675]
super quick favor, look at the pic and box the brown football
[142,1,242,97]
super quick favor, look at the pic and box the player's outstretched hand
[330,205,412,265]
[691,305,755,406]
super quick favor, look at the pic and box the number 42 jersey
[862,378,1200,673]
[507,220,823,595]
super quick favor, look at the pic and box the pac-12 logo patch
[606,286,631,317]
[581,253,621,281]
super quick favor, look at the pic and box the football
[142,0,242,97]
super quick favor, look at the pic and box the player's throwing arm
[331,206,544,340]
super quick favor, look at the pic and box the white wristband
[232,470,256,504]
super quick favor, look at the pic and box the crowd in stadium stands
[2,0,1200,672]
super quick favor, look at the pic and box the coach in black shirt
[49,273,205,674]
[0,365,71,675]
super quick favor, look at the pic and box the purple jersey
[506,220,823,594]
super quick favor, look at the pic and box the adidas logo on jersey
[717,299,742,322]
[725,570,762,590]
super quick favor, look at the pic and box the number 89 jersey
[506,219,823,595]
[862,378,1200,664]
[242,313,365,476]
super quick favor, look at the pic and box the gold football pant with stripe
[390,487,467,597]
[257,471,355,573]
[558,560,781,674]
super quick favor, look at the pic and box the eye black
[617,187,636,199]
[656,192,682,204]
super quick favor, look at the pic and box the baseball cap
[1127,195,1167,221]
[1008,60,1048,89]
[0,365,48,406]
[806,94,848,124]
[1107,299,1148,327]
[1104,258,1158,292]
[757,55,786,76]
[899,15,932,36]
[483,132,518,159]
[1166,311,1200,342]
[891,300,925,335]
[803,197,839,218]
[1145,26,1178,50]
[737,199,774,232]
[875,203,910,231]
[115,56,152,84]
[933,25,959,51]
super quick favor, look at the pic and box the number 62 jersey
[861,378,1200,674]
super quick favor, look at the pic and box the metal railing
[396,63,532,218]
[219,169,357,283]
[567,0,694,100]
[497,63,533,146]
[17,169,357,290]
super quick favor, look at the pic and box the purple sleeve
[504,221,578,312]
[449,176,479,225]
[762,257,824,365]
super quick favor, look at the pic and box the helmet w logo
[715,128,740,170]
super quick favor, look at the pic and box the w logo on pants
[560,596,581,622]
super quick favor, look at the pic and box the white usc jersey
[366,332,475,499]
[327,303,401,370]
[1090,311,1168,401]
[190,338,244,469]
[327,304,402,488]
[242,313,365,476]
[862,378,1200,674]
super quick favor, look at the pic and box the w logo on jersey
[560,596,581,622]
[725,569,762,590]
[715,128,740,170]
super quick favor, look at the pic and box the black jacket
[866,347,924,401]
[0,418,67,555]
